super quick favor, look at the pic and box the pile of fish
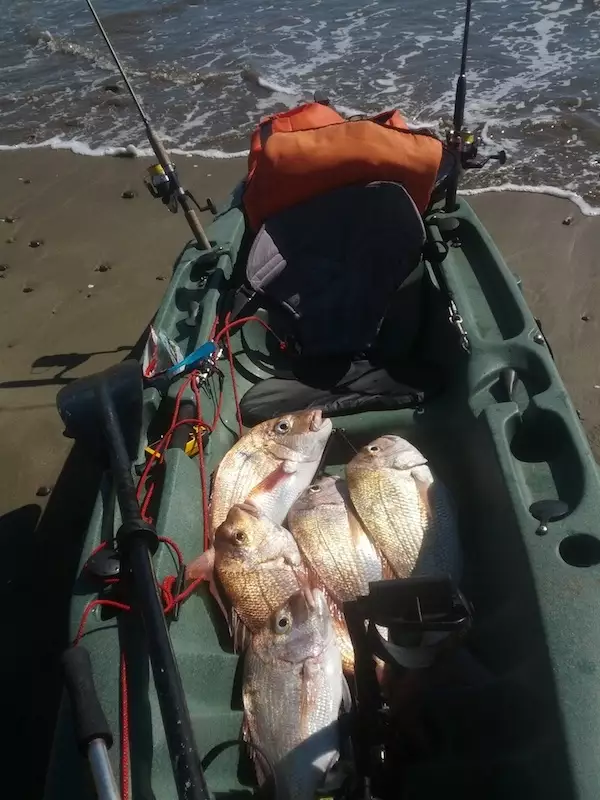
[187,410,462,800]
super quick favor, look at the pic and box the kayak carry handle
[62,644,113,754]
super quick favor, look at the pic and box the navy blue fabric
[245,181,425,358]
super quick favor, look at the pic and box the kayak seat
[233,180,426,358]
[231,181,453,425]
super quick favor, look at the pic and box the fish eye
[233,530,245,543]
[368,445,380,453]
[275,613,292,634]
[308,484,321,493]
[275,419,291,434]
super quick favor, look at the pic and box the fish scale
[243,590,344,800]
[288,475,385,673]
[213,504,309,636]
[209,409,333,537]
[346,435,462,582]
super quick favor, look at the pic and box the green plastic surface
[44,188,600,800]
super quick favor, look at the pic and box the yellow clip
[144,446,163,461]
[185,425,208,457]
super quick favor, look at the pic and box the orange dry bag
[243,103,442,230]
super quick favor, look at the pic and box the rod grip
[62,645,113,754]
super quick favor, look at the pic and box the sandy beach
[2,148,599,796]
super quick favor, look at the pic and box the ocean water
[2,0,600,208]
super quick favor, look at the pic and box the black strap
[227,283,258,322]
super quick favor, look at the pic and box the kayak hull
[44,188,600,800]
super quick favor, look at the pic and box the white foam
[459,183,600,216]
[0,137,249,160]
[255,75,299,95]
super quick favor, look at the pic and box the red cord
[190,378,213,549]
[74,599,131,645]
[157,535,184,568]
[120,653,130,800]
[140,482,155,522]
[82,312,272,794]
[213,314,281,345]
[136,374,194,503]
[222,312,244,437]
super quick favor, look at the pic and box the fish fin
[314,582,355,675]
[209,575,235,636]
[232,606,252,653]
[246,462,291,501]
[341,676,353,713]
[185,546,215,583]
[411,467,434,522]
[381,554,397,580]
[242,701,268,786]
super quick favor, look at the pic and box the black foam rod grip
[62,645,113,753]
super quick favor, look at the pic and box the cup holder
[559,534,600,568]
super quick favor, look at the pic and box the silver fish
[209,410,333,538]
[346,435,462,581]
[214,502,311,633]
[243,590,344,800]
[288,475,387,672]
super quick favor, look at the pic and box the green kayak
[43,171,600,800]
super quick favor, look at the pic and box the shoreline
[2,139,600,216]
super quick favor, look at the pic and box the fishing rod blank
[85,0,212,250]
[445,0,473,212]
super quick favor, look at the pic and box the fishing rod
[85,0,212,250]
[444,0,472,212]
[444,0,506,212]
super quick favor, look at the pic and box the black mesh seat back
[245,181,426,358]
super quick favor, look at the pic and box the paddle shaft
[88,740,121,800]
[63,645,121,800]
[99,386,210,800]
[85,0,211,251]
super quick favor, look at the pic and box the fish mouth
[310,409,324,431]
[310,409,332,433]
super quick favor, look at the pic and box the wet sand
[1,149,599,796]
[468,191,600,454]
[0,149,246,518]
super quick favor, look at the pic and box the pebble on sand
[582,314,590,322]
[5,237,16,244]
[2,216,18,223]
[95,262,112,272]
[122,190,137,199]
[22,286,33,293]
[156,275,166,281]
[18,177,31,184]
[36,485,53,497]
[562,216,573,226]
[0,264,9,272]
[29,239,44,248]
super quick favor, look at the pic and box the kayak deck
[45,191,600,800]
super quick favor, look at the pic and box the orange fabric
[248,103,345,174]
[243,115,442,230]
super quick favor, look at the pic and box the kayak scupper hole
[559,534,600,567]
